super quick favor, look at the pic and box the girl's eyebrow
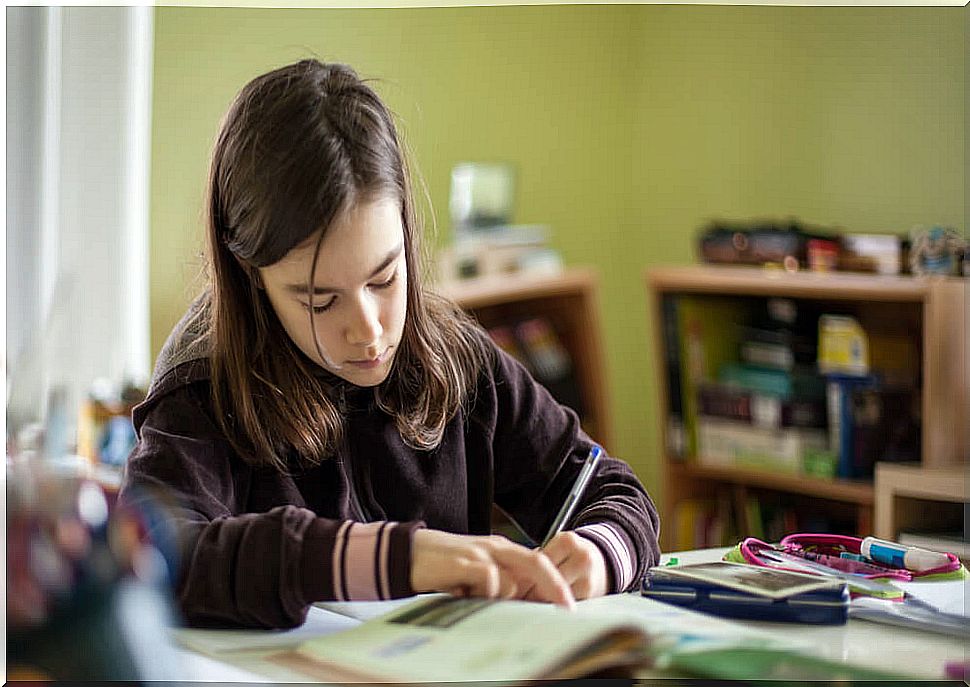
[284,243,403,296]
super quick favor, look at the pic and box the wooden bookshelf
[670,462,874,504]
[874,462,968,541]
[438,267,613,450]
[646,265,968,549]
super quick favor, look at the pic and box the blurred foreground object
[76,378,145,468]
[7,390,183,680]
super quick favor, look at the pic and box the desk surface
[166,548,967,683]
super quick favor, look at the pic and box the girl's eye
[301,269,396,313]
[371,270,398,290]
[304,298,336,314]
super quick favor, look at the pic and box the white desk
[165,548,967,682]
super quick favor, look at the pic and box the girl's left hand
[541,531,609,600]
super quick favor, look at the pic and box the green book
[676,295,747,458]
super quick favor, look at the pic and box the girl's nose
[346,294,383,347]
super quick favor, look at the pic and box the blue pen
[541,445,603,548]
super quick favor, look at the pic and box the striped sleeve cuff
[574,522,637,593]
[301,519,425,603]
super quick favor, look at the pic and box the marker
[541,445,603,548]
[860,537,952,573]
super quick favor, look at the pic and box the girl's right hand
[410,528,575,609]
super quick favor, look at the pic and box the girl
[121,59,660,629]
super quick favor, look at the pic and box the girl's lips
[347,348,388,369]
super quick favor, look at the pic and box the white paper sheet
[893,577,969,618]
[315,594,444,621]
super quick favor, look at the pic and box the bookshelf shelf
[439,267,613,450]
[670,461,874,505]
[647,265,967,550]
[646,265,947,302]
[439,268,599,309]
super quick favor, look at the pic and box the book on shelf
[661,295,686,458]
[674,487,848,549]
[740,339,795,371]
[739,299,820,369]
[849,385,920,479]
[672,498,710,550]
[269,595,650,683]
[486,324,532,370]
[867,330,920,388]
[698,383,826,430]
[696,416,828,474]
[762,502,800,544]
[673,296,747,459]
[671,494,736,549]
[825,375,920,479]
[718,362,826,401]
[513,318,572,382]
[733,493,771,544]
[486,318,585,417]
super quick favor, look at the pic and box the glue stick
[860,537,951,572]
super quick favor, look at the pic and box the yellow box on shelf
[817,315,869,376]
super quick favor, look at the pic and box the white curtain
[6,6,153,436]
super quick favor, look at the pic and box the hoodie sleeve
[486,346,661,593]
[120,381,423,629]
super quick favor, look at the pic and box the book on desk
[247,591,913,683]
[269,595,650,682]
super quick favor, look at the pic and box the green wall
[150,5,964,497]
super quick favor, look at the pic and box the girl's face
[259,197,408,387]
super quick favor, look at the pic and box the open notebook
[269,595,651,683]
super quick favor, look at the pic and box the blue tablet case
[641,568,849,625]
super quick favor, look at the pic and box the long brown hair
[201,59,488,470]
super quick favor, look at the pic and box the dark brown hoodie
[120,299,661,628]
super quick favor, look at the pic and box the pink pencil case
[737,533,961,580]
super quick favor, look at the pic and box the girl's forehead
[269,198,404,276]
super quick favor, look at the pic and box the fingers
[487,538,575,609]
[542,531,608,600]
[425,540,520,601]
[456,555,501,598]
[410,529,575,607]
[522,548,593,601]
